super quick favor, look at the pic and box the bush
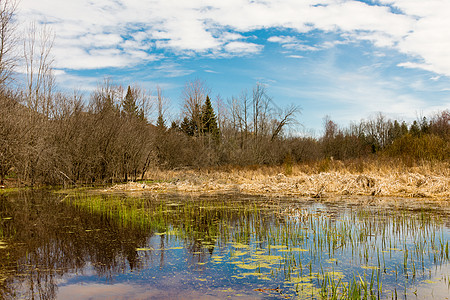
[387,134,449,161]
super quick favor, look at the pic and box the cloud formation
[16,0,450,77]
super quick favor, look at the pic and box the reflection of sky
[57,283,237,300]
[4,196,450,299]
[412,264,450,299]
[58,264,450,299]
[54,204,450,299]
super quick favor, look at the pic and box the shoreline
[101,167,450,201]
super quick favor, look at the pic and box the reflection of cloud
[57,283,250,299]
[412,264,450,300]
[58,283,162,299]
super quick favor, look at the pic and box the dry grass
[105,159,450,200]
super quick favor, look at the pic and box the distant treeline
[0,0,449,186]
[1,78,449,186]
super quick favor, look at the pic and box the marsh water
[0,191,449,299]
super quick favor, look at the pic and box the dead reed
[105,159,450,200]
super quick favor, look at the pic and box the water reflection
[0,191,449,299]
[0,191,150,299]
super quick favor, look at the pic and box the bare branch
[0,0,18,86]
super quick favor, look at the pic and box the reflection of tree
[4,191,448,299]
[0,192,284,299]
[143,195,278,265]
[0,191,150,299]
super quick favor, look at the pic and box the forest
[0,0,449,187]
[1,76,449,186]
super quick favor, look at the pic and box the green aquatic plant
[60,193,450,299]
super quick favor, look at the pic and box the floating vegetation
[0,191,449,299]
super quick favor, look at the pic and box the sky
[15,0,450,134]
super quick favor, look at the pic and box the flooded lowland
[0,191,449,299]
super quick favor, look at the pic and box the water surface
[0,191,449,299]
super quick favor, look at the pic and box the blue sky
[16,0,450,134]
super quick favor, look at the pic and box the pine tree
[410,120,421,137]
[389,120,402,142]
[156,114,166,131]
[170,121,179,132]
[201,95,220,140]
[419,117,429,134]
[180,116,195,136]
[122,86,143,119]
[400,121,409,136]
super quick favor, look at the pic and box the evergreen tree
[180,116,195,136]
[400,121,409,136]
[170,120,179,132]
[410,120,421,137]
[122,86,143,119]
[201,95,220,140]
[156,113,166,131]
[419,116,429,134]
[388,120,402,143]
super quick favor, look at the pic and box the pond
[0,190,449,299]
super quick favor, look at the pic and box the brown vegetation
[0,2,448,195]
[104,159,450,200]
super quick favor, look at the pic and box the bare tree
[252,83,273,140]
[182,79,210,136]
[0,89,22,184]
[0,0,18,86]
[89,78,122,114]
[155,85,169,129]
[363,113,393,151]
[430,110,450,140]
[271,104,300,141]
[230,90,251,149]
[23,22,55,118]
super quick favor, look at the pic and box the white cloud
[15,0,450,78]
[224,41,263,55]
[347,31,397,48]
[204,69,219,74]
[380,0,450,76]
[288,55,304,59]
[153,62,195,78]
[268,36,297,44]
[268,35,320,51]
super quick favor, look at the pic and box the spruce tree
[122,86,143,119]
[180,116,195,136]
[410,120,421,137]
[156,113,166,131]
[201,95,220,140]
[400,121,409,136]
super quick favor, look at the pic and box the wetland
[0,190,449,299]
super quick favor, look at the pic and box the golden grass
[106,158,450,200]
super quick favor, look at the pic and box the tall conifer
[201,95,220,140]
[122,86,143,119]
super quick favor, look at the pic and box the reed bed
[105,159,450,200]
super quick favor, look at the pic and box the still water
[0,190,449,299]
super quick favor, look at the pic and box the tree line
[1,75,448,187]
[0,0,449,186]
